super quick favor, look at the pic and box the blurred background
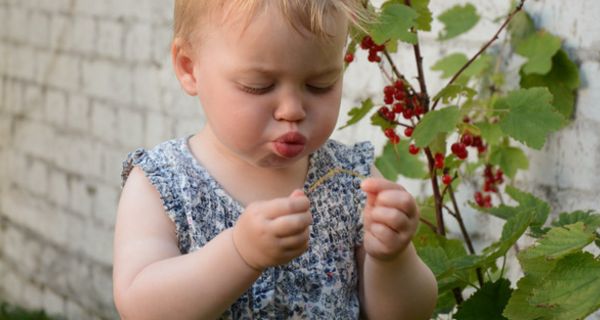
[0,0,598,319]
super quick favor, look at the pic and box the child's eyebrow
[239,66,342,78]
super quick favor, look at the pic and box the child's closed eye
[239,84,334,95]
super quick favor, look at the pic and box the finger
[360,177,406,195]
[370,207,408,232]
[277,227,310,250]
[363,225,403,260]
[374,190,419,219]
[253,195,310,219]
[270,211,312,237]
[289,189,305,198]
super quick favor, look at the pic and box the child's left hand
[360,177,419,261]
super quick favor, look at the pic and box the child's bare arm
[113,167,311,319]
[357,170,438,320]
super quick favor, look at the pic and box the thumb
[289,189,306,198]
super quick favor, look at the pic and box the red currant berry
[384,128,395,138]
[463,116,471,123]
[394,90,405,101]
[384,95,394,105]
[383,85,395,96]
[442,174,452,185]
[409,144,420,155]
[477,144,487,154]
[402,108,414,119]
[344,53,354,63]
[360,35,374,49]
[414,106,424,116]
[434,153,445,169]
[474,191,484,205]
[461,133,473,146]
[390,134,400,144]
[373,44,386,52]
[392,103,404,114]
[472,136,483,147]
[394,80,404,91]
[404,127,414,137]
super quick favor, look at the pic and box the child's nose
[273,90,306,122]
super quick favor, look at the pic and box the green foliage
[437,4,480,40]
[454,279,512,320]
[494,88,566,149]
[342,1,598,319]
[413,106,461,147]
[375,141,428,180]
[339,98,375,129]
[369,3,417,45]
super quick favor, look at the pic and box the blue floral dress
[121,136,374,319]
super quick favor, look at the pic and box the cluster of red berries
[473,165,504,207]
[450,133,487,160]
[360,35,386,63]
[378,79,423,146]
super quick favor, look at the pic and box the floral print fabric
[121,136,374,319]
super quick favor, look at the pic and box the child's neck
[188,131,309,206]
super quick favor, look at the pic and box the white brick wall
[0,1,598,319]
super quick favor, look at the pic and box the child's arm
[357,170,438,320]
[113,166,311,319]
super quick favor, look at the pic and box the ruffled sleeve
[121,148,190,251]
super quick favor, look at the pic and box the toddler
[113,0,437,319]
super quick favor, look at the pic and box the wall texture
[0,0,598,319]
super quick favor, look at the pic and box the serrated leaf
[552,210,600,232]
[489,145,529,178]
[417,246,452,277]
[505,186,550,237]
[503,273,549,320]
[433,84,477,105]
[518,223,595,263]
[529,252,600,320]
[370,110,394,130]
[462,53,494,78]
[482,209,533,263]
[432,53,468,79]
[370,3,418,45]
[521,49,580,118]
[475,122,503,146]
[437,4,480,40]
[508,11,535,48]
[413,106,461,148]
[495,87,566,149]
[375,140,427,180]
[412,0,432,31]
[454,279,512,320]
[339,98,374,129]
[516,31,562,75]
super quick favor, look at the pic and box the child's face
[188,5,349,169]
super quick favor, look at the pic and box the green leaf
[529,252,600,320]
[437,4,480,40]
[520,49,580,118]
[370,110,394,131]
[481,209,533,263]
[418,246,452,278]
[433,84,476,104]
[489,145,529,178]
[516,30,562,75]
[339,98,374,129]
[475,122,503,146]
[375,140,427,180]
[432,53,468,79]
[503,273,549,320]
[412,0,432,31]
[552,210,600,232]
[454,279,512,320]
[370,3,418,45]
[462,53,494,78]
[508,11,536,48]
[505,186,550,236]
[518,222,595,262]
[413,106,461,148]
[495,87,566,149]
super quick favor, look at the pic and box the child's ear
[171,38,198,96]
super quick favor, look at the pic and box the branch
[404,0,429,111]
[430,0,526,111]
[424,148,445,236]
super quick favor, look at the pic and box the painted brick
[116,107,145,149]
[577,61,600,122]
[124,23,152,62]
[7,45,35,81]
[71,16,97,54]
[90,100,117,144]
[66,93,91,132]
[45,88,68,126]
[42,288,66,318]
[48,169,70,209]
[29,10,51,48]
[96,19,123,59]
[145,111,172,146]
[35,52,80,91]
[132,63,162,111]
[82,59,132,103]
[93,183,119,228]
[68,178,94,218]
[6,6,28,42]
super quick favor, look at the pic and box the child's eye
[240,85,273,95]
[307,85,334,94]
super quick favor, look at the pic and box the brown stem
[419,217,437,232]
[430,0,526,111]
[424,148,445,236]
[448,183,485,287]
[404,0,429,111]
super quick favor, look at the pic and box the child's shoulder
[121,136,190,188]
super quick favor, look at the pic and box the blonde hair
[173,0,371,42]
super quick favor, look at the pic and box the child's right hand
[232,189,312,271]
